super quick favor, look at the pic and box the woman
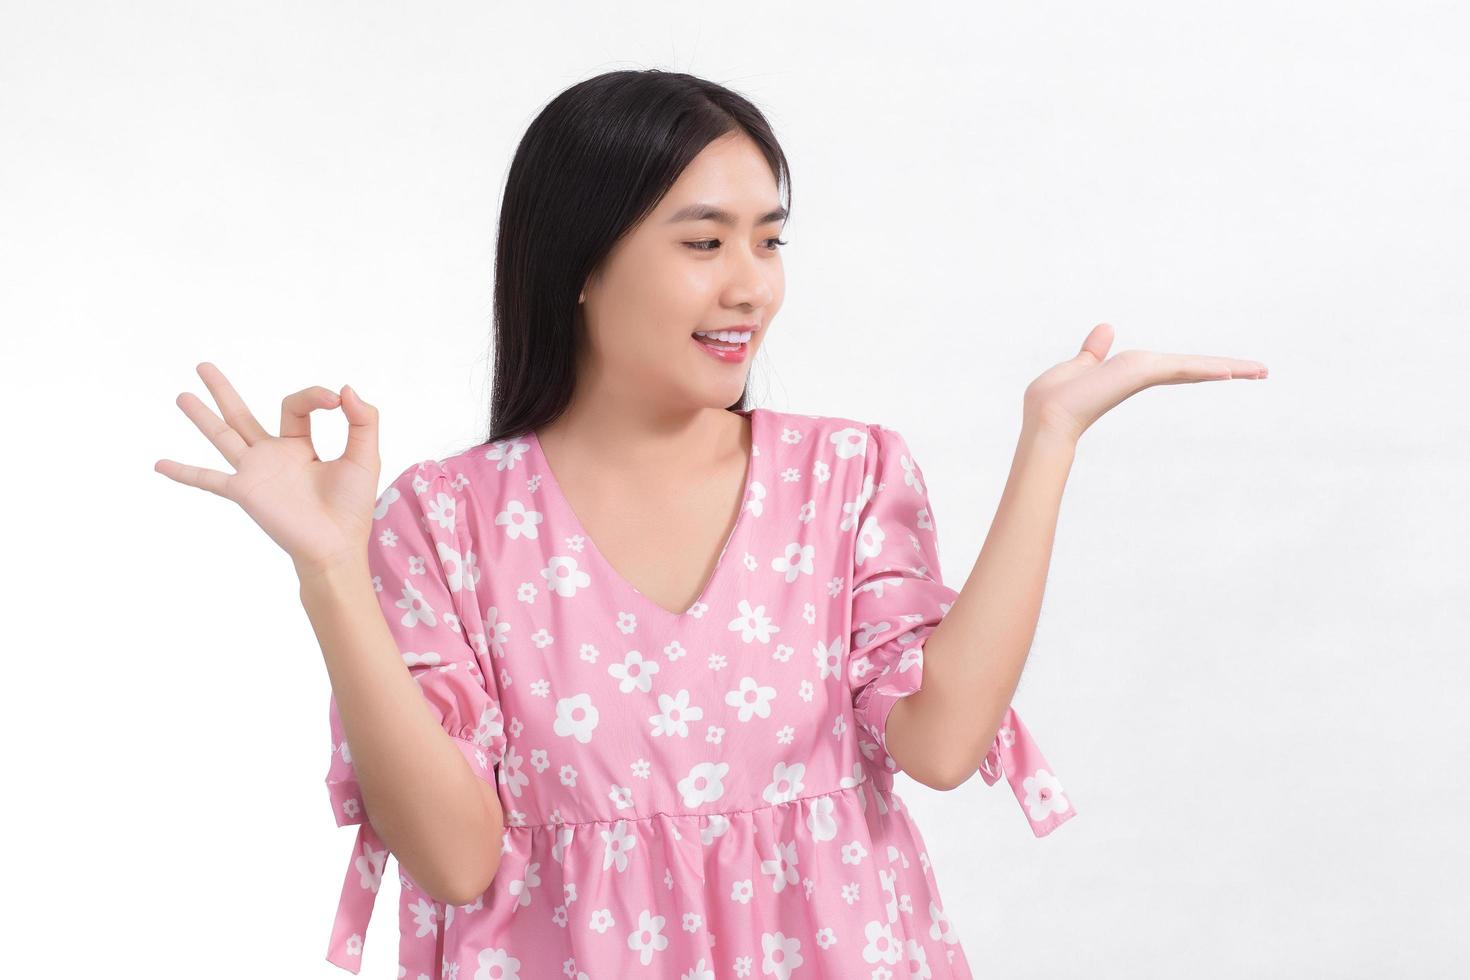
[156,69,1266,979]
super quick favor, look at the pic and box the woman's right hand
[155,362,383,577]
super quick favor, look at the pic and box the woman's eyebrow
[665,203,789,226]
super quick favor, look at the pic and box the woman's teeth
[693,328,753,348]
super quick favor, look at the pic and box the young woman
[157,69,1267,979]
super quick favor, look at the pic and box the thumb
[339,384,379,470]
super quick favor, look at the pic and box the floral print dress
[322,407,1075,979]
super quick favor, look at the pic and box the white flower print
[776,725,795,745]
[407,895,439,938]
[682,911,703,932]
[806,794,838,842]
[601,820,638,872]
[423,489,458,535]
[815,927,837,950]
[730,878,754,903]
[609,784,634,809]
[482,605,511,658]
[542,555,593,598]
[470,700,505,752]
[631,758,651,779]
[799,679,814,701]
[744,480,768,517]
[812,637,842,680]
[553,693,600,743]
[762,761,806,804]
[684,957,716,980]
[779,426,803,445]
[559,764,578,786]
[734,955,753,976]
[677,761,730,807]
[725,676,777,721]
[617,611,638,634]
[762,932,804,980]
[727,598,782,644]
[841,882,861,905]
[565,532,584,550]
[626,908,669,966]
[483,438,530,471]
[1022,768,1071,821]
[760,838,800,893]
[507,861,541,910]
[743,551,758,571]
[770,543,817,581]
[771,643,794,663]
[516,581,538,603]
[391,577,438,629]
[831,425,868,460]
[589,908,615,933]
[608,650,660,693]
[854,508,890,566]
[552,824,574,864]
[841,474,875,533]
[650,689,704,737]
[579,642,600,663]
[473,947,522,979]
[707,653,727,671]
[495,499,544,540]
[929,900,958,944]
[530,628,554,649]
[899,939,930,978]
[701,813,731,846]
[498,745,529,798]
[439,539,481,594]
[861,919,903,966]
[879,867,899,923]
[841,840,869,865]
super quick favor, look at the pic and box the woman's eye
[685,238,789,252]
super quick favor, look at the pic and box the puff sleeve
[322,458,507,973]
[847,423,1076,838]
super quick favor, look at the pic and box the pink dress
[323,407,1075,979]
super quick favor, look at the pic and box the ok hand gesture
[154,363,383,576]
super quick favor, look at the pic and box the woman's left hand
[1022,323,1269,445]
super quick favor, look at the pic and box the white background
[4,1,1466,977]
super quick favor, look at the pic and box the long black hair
[469,69,792,450]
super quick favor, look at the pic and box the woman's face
[576,131,787,412]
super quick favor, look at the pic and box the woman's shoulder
[755,406,887,461]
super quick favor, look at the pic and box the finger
[1144,354,1269,385]
[338,385,380,471]
[1077,322,1114,362]
[279,386,343,441]
[176,389,250,469]
[196,362,271,445]
[153,457,232,498]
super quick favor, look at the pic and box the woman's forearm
[301,560,504,904]
[886,423,1076,788]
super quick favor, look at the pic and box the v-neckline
[526,408,762,621]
